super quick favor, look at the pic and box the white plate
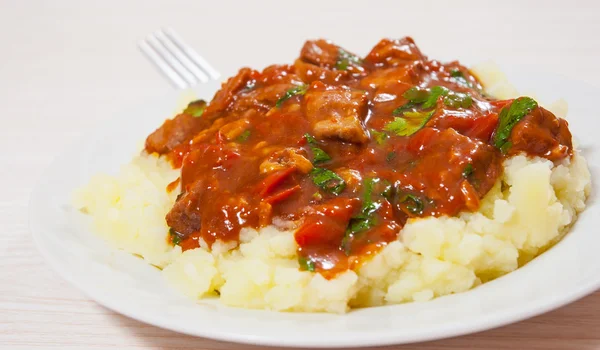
[30,65,599,348]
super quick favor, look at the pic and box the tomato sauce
[145,38,573,276]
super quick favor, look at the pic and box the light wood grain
[1,0,599,349]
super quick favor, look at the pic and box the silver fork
[138,28,220,89]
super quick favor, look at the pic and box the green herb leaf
[169,228,182,245]
[335,48,363,71]
[450,69,473,88]
[236,130,251,142]
[304,133,319,144]
[184,100,207,118]
[360,178,381,216]
[312,149,331,164]
[386,151,396,163]
[499,141,513,154]
[462,163,474,178]
[392,101,418,115]
[310,168,346,195]
[384,110,434,137]
[312,191,323,200]
[450,69,464,78]
[395,85,472,114]
[422,86,449,109]
[276,85,309,108]
[341,178,383,255]
[493,97,538,152]
[347,215,376,236]
[444,92,473,109]
[371,129,389,145]
[398,193,425,215]
[403,87,430,103]
[304,133,331,164]
[381,180,393,199]
[384,117,408,134]
[298,256,316,272]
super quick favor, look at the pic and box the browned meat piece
[145,100,209,154]
[360,64,425,91]
[166,179,205,237]
[303,84,369,143]
[232,83,296,112]
[392,128,502,217]
[359,64,426,116]
[259,148,313,174]
[294,59,348,84]
[231,65,302,111]
[258,64,299,85]
[365,37,424,67]
[300,40,340,67]
[508,107,573,161]
[203,68,256,119]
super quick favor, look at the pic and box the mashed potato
[74,64,591,313]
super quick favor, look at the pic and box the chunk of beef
[392,128,502,217]
[359,63,425,116]
[508,107,573,161]
[202,68,256,119]
[360,63,425,91]
[232,83,296,112]
[365,37,425,67]
[258,64,299,85]
[145,100,209,154]
[303,84,369,144]
[294,59,347,84]
[166,179,205,237]
[259,148,313,174]
[300,40,340,67]
[227,65,301,112]
[296,40,365,84]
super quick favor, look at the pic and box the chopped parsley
[444,91,473,109]
[381,180,393,199]
[276,85,308,108]
[310,168,346,195]
[345,216,376,238]
[335,48,363,71]
[384,110,435,136]
[450,69,464,78]
[342,178,386,254]
[450,69,475,89]
[298,256,316,272]
[386,151,396,163]
[462,163,474,178]
[304,133,331,164]
[359,178,381,215]
[392,101,418,115]
[422,86,449,109]
[402,87,431,104]
[236,130,251,142]
[371,129,389,145]
[393,85,473,116]
[397,193,425,215]
[169,228,182,245]
[184,99,207,117]
[493,97,538,153]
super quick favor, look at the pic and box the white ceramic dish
[30,65,598,348]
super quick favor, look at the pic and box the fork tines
[139,28,220,89]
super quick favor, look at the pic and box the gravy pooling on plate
[144,38,573,277]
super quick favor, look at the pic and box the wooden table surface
[2,1,599,349]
